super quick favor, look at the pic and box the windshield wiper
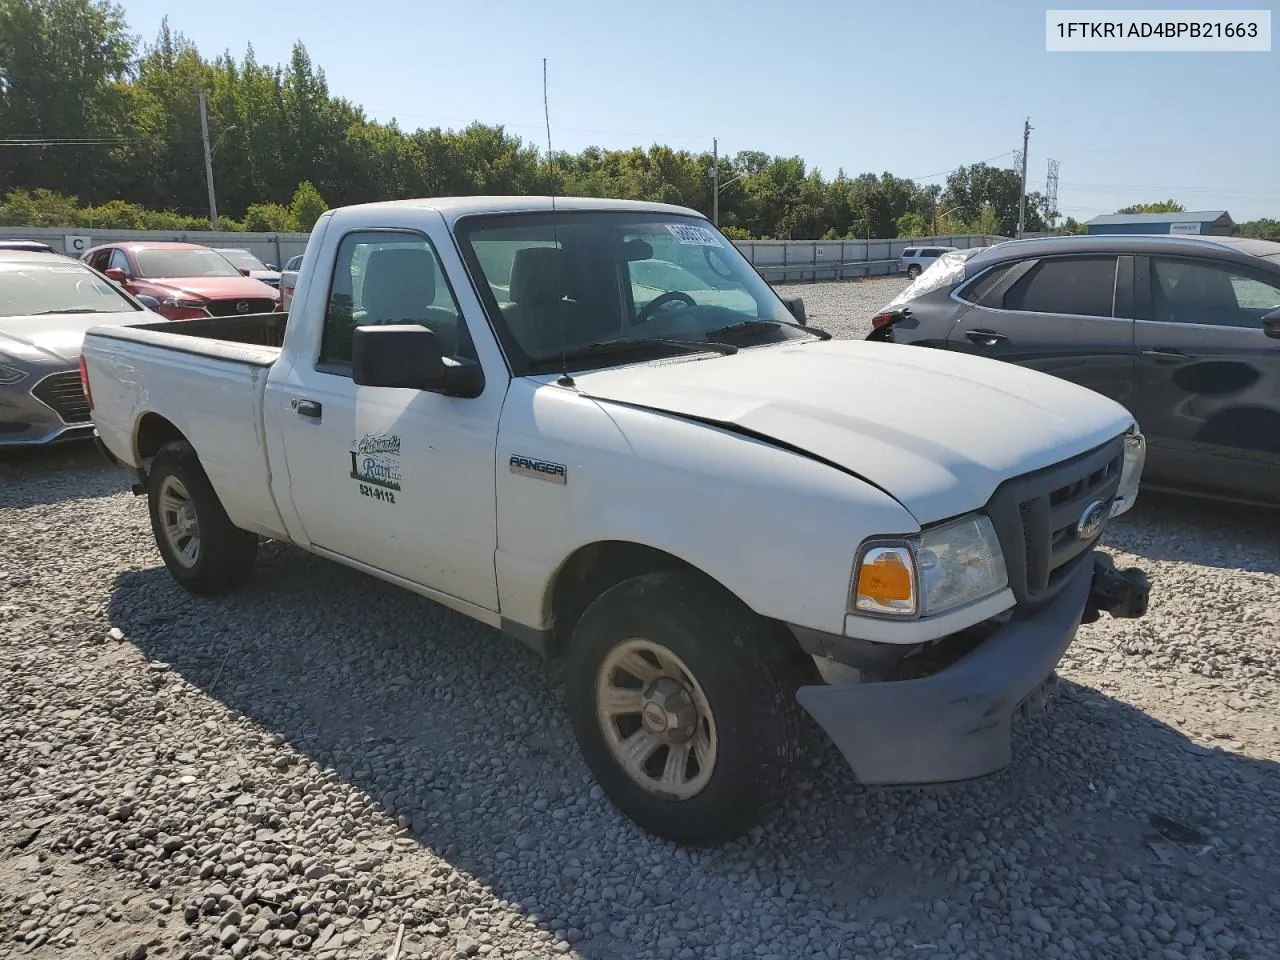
[705,318,832,340]
[535,337,738,366]
[32,308,114,315]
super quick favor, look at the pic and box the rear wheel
[565,570,802,846]
[147,440,258,595]
[906,264,922,279]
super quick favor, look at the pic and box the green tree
[1235,218,1280,239]
[895,212,929,237]
[1116,200,1183,214]
[941,163,1049,236]
[0,0,137,197]
[968,203,1001,237]
[289,180,328,231]
[1054,217,1088,235]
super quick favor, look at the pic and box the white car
[899,244,959,279]
[81,197,1151,847]
[215,248,282,288]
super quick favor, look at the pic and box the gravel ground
[2,279,1279,960]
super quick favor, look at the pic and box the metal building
[1085,210,1235,236]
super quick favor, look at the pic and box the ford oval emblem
[235,301,249,313]
[1076,499,1108,540]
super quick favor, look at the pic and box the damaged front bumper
[794,550,1150,786]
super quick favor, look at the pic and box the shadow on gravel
[0,438,127,508]
[1109,489,1280,576]
[107,546,1280,959]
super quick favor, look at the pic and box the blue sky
[116,0,1279,222]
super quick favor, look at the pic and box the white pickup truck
[82,196,1152,846]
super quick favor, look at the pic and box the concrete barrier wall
[0,225,1007,284]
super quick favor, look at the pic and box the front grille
[31,371,90,424]
[986,435,1125,607]
[206,298,275,317]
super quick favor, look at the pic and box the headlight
[1110,425,1146,517]
[0,360,27,384]
[851,513,1008,619]
[161,297,207,309]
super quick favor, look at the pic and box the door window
[1150,258,1280,328]
[1003,256,1117,318]
[319,230,473,368]
[108,249,131,275]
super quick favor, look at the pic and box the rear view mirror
[1263,308,1280,340]
[104,267,126,283]
[351,325,483,398]
[781,295,807,325]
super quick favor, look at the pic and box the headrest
[361,247,435,319]
[509,246,567,304]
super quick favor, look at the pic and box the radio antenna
[544,57,573,387]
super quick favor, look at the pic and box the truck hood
[0,312,144,361]
[572,339,1134,524]
[143,276,278,300]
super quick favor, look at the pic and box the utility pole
[1018,117,1029,239]
[711,138,719,227]
[198,91,219,230]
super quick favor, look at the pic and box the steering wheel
[636,290,696,325]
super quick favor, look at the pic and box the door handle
[1141,348,1188,363]
[292,398,322,420]
[964,329,1008,346]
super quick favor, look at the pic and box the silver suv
[899,245,958,279]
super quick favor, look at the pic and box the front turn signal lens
[853,545,917,616]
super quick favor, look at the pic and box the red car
[82,241,281,321]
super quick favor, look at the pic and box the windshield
[456,211,815,374]
[134,248,243,278]
[0,261,140,318]
[218,249,268,272]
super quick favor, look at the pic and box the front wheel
[565,570,802,846]
[147,440,258,595]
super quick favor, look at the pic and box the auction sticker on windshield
[665,224,724,247]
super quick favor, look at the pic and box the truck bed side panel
[83,331,289,541]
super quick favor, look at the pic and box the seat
[360,247,460,355]
[504,246,603,355]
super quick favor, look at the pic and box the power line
[905,150,1017,183]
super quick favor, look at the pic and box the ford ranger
[81,197,1152,846]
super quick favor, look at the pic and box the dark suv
[868,234,1280,507]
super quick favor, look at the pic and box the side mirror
[104,267,126,283]
[1263,308,1280,340]
[135,294,160,310]
[781,294,807,325]
[265,263,278,272]
[238,267,252,277]
[351,325,483,398]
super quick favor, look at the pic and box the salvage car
[0,250,156,446]
[868,235,1280,507]
[82,241,280,322]
[82,197,1151,846]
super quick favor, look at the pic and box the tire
[565,570,802,846]
[146,440,258,595]
[906,264,922,279]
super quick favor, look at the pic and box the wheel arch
[134,411,189,466]
[541,539,813,679]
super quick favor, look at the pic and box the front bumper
[0,371,94,447]
[795,551,1150,786]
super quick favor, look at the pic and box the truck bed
[89,312,287,365]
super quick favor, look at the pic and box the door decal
[350,433,402,492]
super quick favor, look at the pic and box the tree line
[1,1,1274,241]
